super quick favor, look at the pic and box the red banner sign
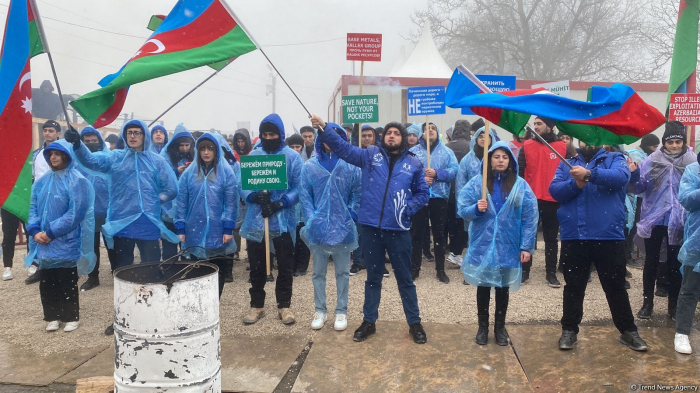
[346,33,382,62]
[669,93,700,125]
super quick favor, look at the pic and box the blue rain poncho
[678,162,700,272]
[149,125,168,154]
[457,141,538,290]
[455,127,500,197]
[409,125,459,200]
[407,122,423,139]
[240,114,303,243]
[77,127,110,220]
[160,123,195,179]
[72,119,179,248]
[630,148,696,246]
[25,141,96,275]
[300,124,362,254]
[174,133,239,259]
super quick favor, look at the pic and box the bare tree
[411,0,662,82]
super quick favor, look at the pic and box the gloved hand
[251,191,270,205]
[64,125,81,149]
[261,201,284,218]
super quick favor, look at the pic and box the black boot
[637,299,653,319]
[80,276,100,291]
[494,321,509,346]
[225,260,234,283]
[436,270,450,284]
[475,315,488,345]
[494,288,510,346]
[411,269,419,281]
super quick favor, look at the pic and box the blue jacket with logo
[549,148,631,241]
[319,122,429,232]
[409,134,458,200]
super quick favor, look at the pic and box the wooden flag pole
[357,61,365,146]
[425,116,431,169]
[482,120,491,200]
[264,215,271,276]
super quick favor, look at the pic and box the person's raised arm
[64,126,113,173]
[549,161,583,204]
[310,115,366,168]
[588,153,631,190]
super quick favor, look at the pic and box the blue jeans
[112,237,161,271]
[360,225,420,325]
[312,250,351,314]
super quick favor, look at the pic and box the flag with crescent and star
[70,0,257,128]
[0,0,46,220]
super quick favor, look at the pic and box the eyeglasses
[126,131,143,137]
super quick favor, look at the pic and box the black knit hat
[286,133,303,147]
[535,116,556,129]
[470,118,485,132]
[639,133,660,148]
[662,121,686,144]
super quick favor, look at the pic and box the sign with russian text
[342,95,379,123]
[407,86,446,116]
[346,33,382,62]
[461,75,517,115]
[669,94,700,125]
[240,155,288,191]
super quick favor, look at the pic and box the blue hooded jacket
[78,127,110,220]
[174,132,239,259]
[678,163,700,272]
[161,124,195,179]
[455,127,500,198]
[72,119,179,246]
[26,140,96,275]
[409,125,458,200]
[318,121,429,232]
[300,124,362,253]
[457,141,538,290]
[150,125,168,154]
[240,114,304,243]
[549,147,631,241]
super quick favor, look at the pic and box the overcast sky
[0,0,429,136]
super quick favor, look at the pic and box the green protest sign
[240,154,288,191]
[342,95,379,123]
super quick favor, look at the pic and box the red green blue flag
[70,0,257,128]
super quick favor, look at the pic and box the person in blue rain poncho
[455,126,500,202]
[213,131,241,283]
[628,122,696,321]
[409,122,458,283]
[458,141,538,346]
[63,120,178,276]
[76,127,114,292]
[673,153,700,354]
[240,114,303,326]
[175,132,239,298]
[300,123,361,332]
[150,125,168,154]
[25,140,95,333]
[159,124,196,261]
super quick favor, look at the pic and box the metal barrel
[113,262,221,393]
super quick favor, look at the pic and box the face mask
[261,137,281,152]
[86,142,101,153]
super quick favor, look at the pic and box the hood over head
[259,113,286,153]
[150,125,168,145]
[316,122,347,155]
[406,122,422,138]
[80,126,107,152]
[121,119,152,151]
[211,131,237,164]
[164,123,195,164]
[452,120,471,140]
[487,140,518,174]
[233,128,252,155]
[382,121,409,152]
[43,140,74,169]
[40,80,54,92]
[195,132,221,164]
[470,126,501,151]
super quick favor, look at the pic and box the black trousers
[187,255,231,298]
[411,198,448,273]
[625,197,642,261]
[445,193,467,255]
[524,200,559,274]
[643,225,682,304]
[88,217,116,279]
[161,221,180,262]
[560,240,636,334]
[294,223,311,273]
[1,208,26,268]
[248,232,294,308]
[477,286,509,321]
[40,267,79,322]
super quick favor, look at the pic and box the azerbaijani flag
[446,67,667,146]
[0,0,45,221]
[667,0,700,106]
[70,0,257,128]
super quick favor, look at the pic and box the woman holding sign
[457,138,538,346]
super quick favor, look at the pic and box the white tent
[390,21,452,78]
[388,46,408,76]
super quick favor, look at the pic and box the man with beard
[311,115,430,344]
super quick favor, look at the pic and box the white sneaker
[45,321,60,331]
[310,312,326,330]
[334,314,348,331]
[675,333,692,354]
[2,268,13,281]
[64,321,80,332]
[28,265,37,276]
[447,252,462,267]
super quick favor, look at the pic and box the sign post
[407,86,446,169]
[347,33,382,145]
[482,121,491,200]
[239,154,288,275]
